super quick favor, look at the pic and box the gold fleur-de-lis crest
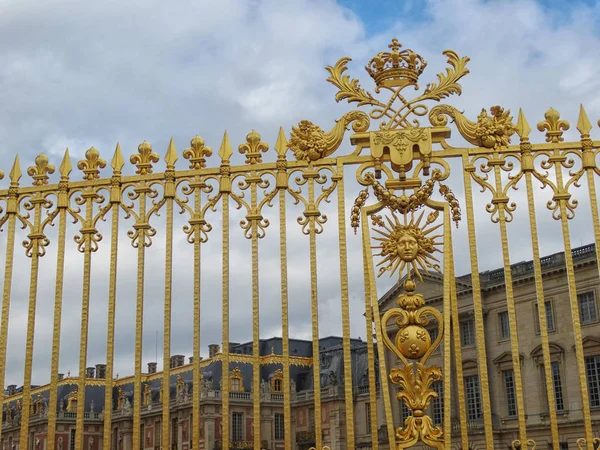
[130,141,159,175]
[183,135,212,169]
[27,153,55,186]
[77,147,106,180]
[239,130,269,164]
[537,107,570,143]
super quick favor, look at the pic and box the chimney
[7,385,16,396]
[58,374,64,381]
[86,367,95,378]
[170,355,185,368]
[188,357,193,364]
[208,344,220,359]
[95,364,106,379]
[147,362,157,374]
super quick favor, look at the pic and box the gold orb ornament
[396,325,431,360]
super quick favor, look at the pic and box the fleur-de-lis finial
[77,147,106,180]
[130,141,159,175]
[239,130,269,164]
[537,107,570,143]
[183,135,212,169]
[27,153,55,186]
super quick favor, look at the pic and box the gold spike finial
[9,155,22,185]
[111,143,125,173]
[165,137,178,169]
[218,131,233,162]
[275,127,288,157]
[59,148,72,179]
[577,104,592,136]
[515,109,531,141]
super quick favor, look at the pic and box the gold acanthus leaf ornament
[288,110,369,162]
[429,104,516,150]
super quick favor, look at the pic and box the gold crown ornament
[365,38,427,90]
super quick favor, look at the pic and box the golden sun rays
[372,210,443,282]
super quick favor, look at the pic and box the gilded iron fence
[0,37,600,450]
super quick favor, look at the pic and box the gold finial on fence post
[275,127,289,189]
[577,105,595,169]
[219,131,232,193]
[58,149,72,208]
[27,153,55,186]
[516,109,531,143]
[130,141,159,175]
[77,147,106,180]
[164,138,178,198]
[7,155,22,213]
[577,104,592,138]
[110,143,125,204]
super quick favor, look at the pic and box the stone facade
[379,243,600,448]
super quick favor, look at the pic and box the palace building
[2,243,600,450]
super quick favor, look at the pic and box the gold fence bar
[551,146,594,444]
[518,112,560,450]
[75,188,96,450]
[132,179,148,450]
[162,139,177,450]
[492,163,528,443]
[361,207,395,450]
[47,151,71,450]
[0,157,20,441]
[445,207,467,449]
[19,167,46,449]
[275,129,291,450]
[251,172,261,450]
[461,154,495,449]
[442,207,452,448]
[306,167,322,449]
[335,162,355,450]
[221,190,230,450]
[361,243,378,450]
[103,144,124,450]
[219,132,232,450]
[191,169,201,450]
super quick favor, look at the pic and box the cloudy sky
[1,0,600,387]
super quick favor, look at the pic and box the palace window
[585,355,600,408]
[432,381,443,425]
[270,369,284,392]
[499,311,510,340]
[464,375,482,420]
[232,412,243,441]
[429,326,440,352]
[460,319,475,347]
[365,402,371,434]
[140,424,144,450]
[400,399,411,422]
[551,362,565,411]
[274,413,284,441]
[154,421,161,450]
[503,369,517,417]
[230,368,244,392]
[579,292,598,324]
[69,429,76,450]
[534,301,555,332]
